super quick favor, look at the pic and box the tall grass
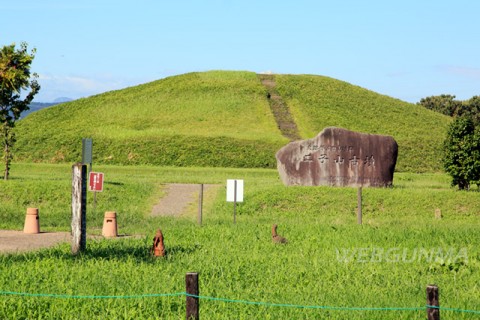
[0,164,479,319]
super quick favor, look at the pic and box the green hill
[275,75,450,172]
[14,71,450,172]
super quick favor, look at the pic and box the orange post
[24,208,40,234]
[102,211,118,237]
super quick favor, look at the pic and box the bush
[443,117,480,189]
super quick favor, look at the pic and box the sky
[2,0,480,103]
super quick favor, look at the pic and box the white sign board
[226,179,244,202]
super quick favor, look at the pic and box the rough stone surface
[276,127,398,187]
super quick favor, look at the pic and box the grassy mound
[275,75,450,172]
[15,71,286,168]
[14,71,450,172]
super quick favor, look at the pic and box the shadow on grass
[104,181,124,186]
[1,238,200,264]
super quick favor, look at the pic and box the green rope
[428,305,480,314]
[187,294,480,314]
[1,290,479,314]
[0,291,184,299]
[185,293,423,312]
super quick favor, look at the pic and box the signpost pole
[93,191,97,214]
[197,184,203,226]
[227,179,243,225]
[233,180,237,224]
[357,187,362,224]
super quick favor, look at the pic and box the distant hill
[53,97,73,103]
[14,71,450,172]
[22,98,72,118]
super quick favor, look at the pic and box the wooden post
[186,272,199,320]
[233,180,237,224]
[198,184,203,225]
[71,163,87,255]
[357,187,362,224]
[426,284,440,320]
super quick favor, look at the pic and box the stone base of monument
[276,127,398,187]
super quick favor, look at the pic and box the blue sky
[2,0,480,103]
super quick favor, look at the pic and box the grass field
[0,70,472,318]
[1,163,479,319]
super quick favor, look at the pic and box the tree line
[418,95,480,190]
[418,94,480,124]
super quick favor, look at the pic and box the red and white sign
[89,172,104,192]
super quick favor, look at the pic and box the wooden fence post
[357,187,362,224]
[198,184,203,226]
[71,163,87,255]
[186,272,199,320]
[426,284,440,320]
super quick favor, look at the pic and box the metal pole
[357,187,362,224]
[233,180,237,224]
[93,190,97,214]
[198,184,203,225]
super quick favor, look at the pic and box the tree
[443,116,480,190]
[417,94,462,117]
[460,96,480,125]
[0,42,40,180]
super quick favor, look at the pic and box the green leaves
[0,42,36,93]
[443,117,480,189]
[417,94,461,117]
[0,42,40,179]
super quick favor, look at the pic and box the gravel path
[0,230,70,254]
[151,183,216,216]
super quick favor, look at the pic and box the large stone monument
[276,127,398,187]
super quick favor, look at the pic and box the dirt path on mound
[258,73,301,141]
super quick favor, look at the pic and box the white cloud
[33,69,189,102]
[35,73,144,102]
[441,66,480,79]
